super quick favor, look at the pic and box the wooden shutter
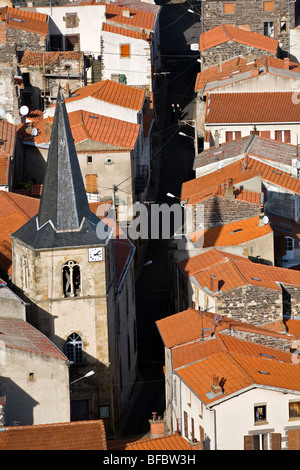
[288,429,300,450]
[264,1,275,11]
[275,130,282,141]
[85,174,97,193]
[235,131,241,139]
[226,131,233,142]
[184,411,188,439]
[120,44,130,58]
[224,3,235,14]
[284,130,291,143]
[260,130,271,139]
[244,435,253,450]
[271,433,281,450]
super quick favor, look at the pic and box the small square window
[87,155,93,164]
[223,3,234,14]
[28,372,35,381]
[263,1,274,11]
[254,405,267,422]
[289,401,300,419]
[100,405,110,419]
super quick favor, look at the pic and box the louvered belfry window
[120,44,130,58]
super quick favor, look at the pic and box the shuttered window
[275,130,291,143]
[271,433,281,450]
[223,3,235,14]
[244,435,253,450]
[263,1,275,11]
[85,174,98,193]
[184,411,188,439]
[120,44,130,58]
[259,130,271,139]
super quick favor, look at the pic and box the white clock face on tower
[88,247,103,262]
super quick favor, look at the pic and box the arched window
[66,333,83,364]
[62,260,81,297]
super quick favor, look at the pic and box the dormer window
[62,260,81,297]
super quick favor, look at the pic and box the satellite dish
[31,127,38,137]
[263,215,269,225]
[20,105,29,116]
[0,106,7,119]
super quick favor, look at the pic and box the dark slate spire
[38,87,91,232]
[12,88,111,249]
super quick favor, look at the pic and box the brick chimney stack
[210,275,219,292]
[149,412,165,438]
[283,57,290,70]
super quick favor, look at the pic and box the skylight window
[258,370,270,375]
[252,277,261,281]
[273,170,282,175]
[11,17,24,22]
[259,353,276,359]
[230,228,242,234]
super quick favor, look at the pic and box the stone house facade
[201,0,295,55]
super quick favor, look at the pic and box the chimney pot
[283,57,290,69]
[210,275,219,292]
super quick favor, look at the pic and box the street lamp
[71,370,95,384]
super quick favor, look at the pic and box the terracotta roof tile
[183,156,300,205]
[102,22,150,40]
[18,109,140,149]
[205,91,300,123]
[104,3,156,31]
[199,24,278,54]
[0,191,39,274]
[19,51,82,67]
[195,55,300,92]
[176,350,300,404]
[172,333,293,370]
[124,433,192,450]
[63,80,145,111]
[0,318,66,360]
[156,308,291,350]
[0,155,10,185]
[0,420,107,450]
[2,6,48,36]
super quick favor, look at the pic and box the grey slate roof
[12,88,111,249]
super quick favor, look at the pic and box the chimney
[214,130,220,147]
[241,154,249,171]
[122,7,131,17]
[210,275,219,292]
[251,68,259,77]
[211,375,223,397]
[250,125,259,136]
[149,412,165,438]
[224,178,235,199]
[0,396,5,430]
[283,57,290,70]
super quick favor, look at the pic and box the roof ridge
[221,24,233,40]
[222,350,256,385]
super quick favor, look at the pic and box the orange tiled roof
[0,119,16,156]
[1,6,48,36]
[19,51,82,67]
[0,191,39,274]
[104,3,156,31]
[176,350,300,405]
[156,308,291,350]
[0,420,107,450]
[189,214,273,248]
[205,91,300,123]
[172,332,294,370]
[64,80,145,111]
[199,24,278,54]
[0,154,10,186]
[102,22,150,40]
[124,433,192,450]
[18,109,140,149]
[182,156,300,204]
[195,55,300,92]
[178,247,300,294]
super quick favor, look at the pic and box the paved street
[116,0,201,438]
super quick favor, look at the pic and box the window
[254,404,267,422]
[285,236,294,252]
[253,433,269,450]
[85,174,98,193]
[62,260,81,297]
[65,34,80,51]
[264,21,274,37]
[263,1,275,11]
[225,131,241,142]
[120,44,130,58]
[289,401,300,419]
[64,12,79,28]
[275,130,290,143]
[280,21,287,33]
[87,155,93,164]
[66,333,83,364]
[184,411,188,438]
[223,2,234,14]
